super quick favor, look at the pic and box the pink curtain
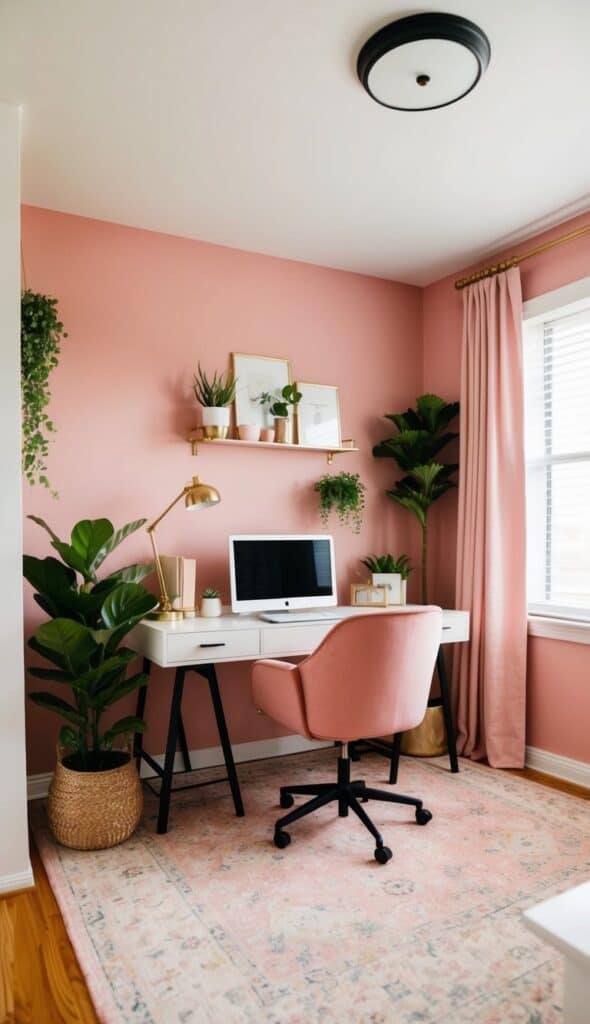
[453,267,527,768]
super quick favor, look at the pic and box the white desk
[129,606,469,832]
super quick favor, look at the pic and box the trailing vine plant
[315,471,366,534]
[21,289,67,495]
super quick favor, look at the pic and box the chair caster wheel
[416,807,432,825]
[280,792,294,809]
[374,845,392,864]
[274,830,291,849]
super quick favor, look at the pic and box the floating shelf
[188,434,359,464]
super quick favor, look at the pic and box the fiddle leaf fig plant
[373,394,459,602]
[21,290,68,495]
[24,515,157,771]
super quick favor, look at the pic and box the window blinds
[524,305,590,619]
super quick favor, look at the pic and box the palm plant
[24,515,156,771]
[373,394,459,602]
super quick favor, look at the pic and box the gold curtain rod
[454,223,590,290]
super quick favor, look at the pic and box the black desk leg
[203,665,244,817]
[134,657,151,772]
[157,666,187,834]
[388,732,402,785]
[177,711,192,773]
[437,647,459,773]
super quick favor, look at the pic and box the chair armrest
[251,659,312,739]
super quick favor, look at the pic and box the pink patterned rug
[32,751,590,1023]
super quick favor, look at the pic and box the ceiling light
[357,12,491,111]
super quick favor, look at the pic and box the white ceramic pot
[200,596,222,618]
[202,406,230,439]
[400,579,407,605]
[371,572,402,604]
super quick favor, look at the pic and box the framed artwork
[232,353,291,428]
[296,382,342,448]
[350,583,389,608]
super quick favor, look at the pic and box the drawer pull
[199,642,227,648]
[442,626,451,630]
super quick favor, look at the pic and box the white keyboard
[260,607,360,624]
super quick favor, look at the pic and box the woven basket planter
[48,748,143,850]
[401,705,447,757]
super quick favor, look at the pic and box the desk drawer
[166,629,260,665]
[261,623,334,658]
[441,612,470,644]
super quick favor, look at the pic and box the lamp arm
[146,487,188,611]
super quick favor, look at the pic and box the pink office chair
[252,607,442,864]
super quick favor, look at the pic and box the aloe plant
[193,363,236,407]
[373,394,459,602]
[24,516,156,771]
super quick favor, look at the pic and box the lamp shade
[357,12,491,111]
[185,475,221,510]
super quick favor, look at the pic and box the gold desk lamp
[146,476,221,621]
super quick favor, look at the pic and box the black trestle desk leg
[157,666,186,834]
[134,657,151,772]
[202,665,244,817]
[437,647,459,773]
[177,710,192,773]
[388,732,402,785]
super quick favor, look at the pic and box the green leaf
[70,519,114,574]
[92,563,155,590]
[51,540,91,579]
[28,666,73,683]
[27,515,62,545]
[100,583,157,630]
[29,691,85,725]
[97,519,147,563]
[59,725,80,751]
[101,716,145,746]
[34,618,98,676]
[90,671,148,710]
[23,554,76,594]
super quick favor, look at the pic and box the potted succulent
[315,472,366,534]
[193,363,236,439]
[200,587,222,617]
[24,515,156,850]
[361,554,412,604]
[373,394,459,602]
[255,392,277,442]
[269,384,302,444]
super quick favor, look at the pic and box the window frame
[523,275,590,628]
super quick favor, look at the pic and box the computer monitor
[229,535,337,614]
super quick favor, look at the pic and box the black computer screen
[233,538,334,601]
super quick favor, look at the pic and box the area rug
[32,751,590,1024]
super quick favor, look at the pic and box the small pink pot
[238,424,261,442]
[260,427,275,442]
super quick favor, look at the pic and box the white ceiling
[1,0,589,285]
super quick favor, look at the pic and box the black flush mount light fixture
[357,12,491,111]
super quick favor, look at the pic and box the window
[523,280,590,621]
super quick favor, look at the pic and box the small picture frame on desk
[350,583,389,608]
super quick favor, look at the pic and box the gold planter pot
[274,417,293,444]
[48,749,143,850]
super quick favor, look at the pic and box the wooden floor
[0,845,98,1024]
[0,768,587,1024]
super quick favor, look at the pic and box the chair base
[273,754,432,864]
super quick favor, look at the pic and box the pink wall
[423,212,590,764]
[22,205,424,775]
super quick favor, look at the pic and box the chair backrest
[298,607,442,741]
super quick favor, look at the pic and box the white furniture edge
[523,881,590,1024]
[27,734,332,800]
[528,616,590,645]
[0,864,34,895]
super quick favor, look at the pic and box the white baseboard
[27,735,332,800]
[525,746,590,790]
[0,863,34,895]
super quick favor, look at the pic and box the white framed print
[296,382,342,448]
[232,353,291,429]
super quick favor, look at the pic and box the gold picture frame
[295,382,342,449]
[231,353,292,430]
[350,583,389,608]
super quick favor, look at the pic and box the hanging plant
[315,471,366,534]
[21,289,67,494]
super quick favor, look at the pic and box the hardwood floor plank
[0,901,15,1024]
